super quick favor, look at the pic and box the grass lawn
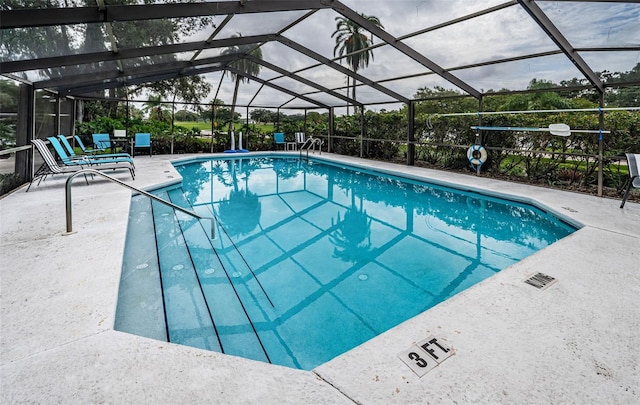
[175,121,275,133]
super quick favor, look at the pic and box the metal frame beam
[246,55,361,107]
[0,0,334,29]
[225,66,329,109]
[331,0,482,99]
[57,63,227,96]
[33,55,235,91]
[277,35,409,103]
[517,0,604,93]
[1,34,277,74]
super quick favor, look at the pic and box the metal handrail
[0,144,32,157]
[299,137,323,159]
[64,168,215,237]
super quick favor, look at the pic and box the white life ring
[467,144,487,166]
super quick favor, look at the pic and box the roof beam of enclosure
[225,66,330,109]
[516,0,604,93]
[277,36,409,103]
[327,1,518,70]
[246,55,361,107]
[0,0,333,29]
[190,14,235,62]
[32,55,235,91]
[330,0,482,99]
[57,63,227,96]
[1,34,277,74]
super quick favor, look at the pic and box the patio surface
[1,152,638,404]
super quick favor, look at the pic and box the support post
[407,101,415,166]
[359,108,364,158]
[16,84,34,183]
[328,107,334,153]
[597,94,605,197]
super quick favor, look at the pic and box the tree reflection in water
[330,192,372,263]
[217,158,262,237]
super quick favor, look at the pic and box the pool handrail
[64,168,215,238]
[299,136,323,159]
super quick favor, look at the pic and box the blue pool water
[115,156,576,370]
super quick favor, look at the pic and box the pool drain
[524,272,557,290]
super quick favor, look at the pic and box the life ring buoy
[467,144,487,166]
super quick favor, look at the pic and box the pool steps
[116,188,273,364]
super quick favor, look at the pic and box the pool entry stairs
[115,185,275,365]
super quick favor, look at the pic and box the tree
[250,109,276,124]
[174,109,199,122]
[1,0,213,121]
[142,96,168,122]
[147,76,212,134]
[221,34,263,136]
[332,14,383,114]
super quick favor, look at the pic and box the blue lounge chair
[620,153,640,208]
[47,137,135,175]
[273,132,285,150]
[61,135,132,160]
[133,133,152,157]
[74,135,100,154]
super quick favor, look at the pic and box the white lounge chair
[620,153,640,208]
[28,139,89,191]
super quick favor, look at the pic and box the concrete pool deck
[1,152,638,404]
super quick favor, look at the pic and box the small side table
[286,142,297,151]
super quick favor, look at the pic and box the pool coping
[2,152,639,404]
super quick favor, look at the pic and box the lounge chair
[47,137,136,177]
[27,139,89,191]
[59,135,132,160]
[620,153,640,208]
[133,133,152,157]
[74,135,100,154]
[28,139,134,191]
[273,132,285,150]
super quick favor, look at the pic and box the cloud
[196,1,639,113]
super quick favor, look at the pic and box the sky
[6,0,638,116]
[185,0,639,115]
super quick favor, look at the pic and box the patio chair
[92,133,112,153]
[74,135,100,154]
[620,153,640,208]
[61,135,132,160]
[58,135,133,162]
[273,132,285,150]
[47,137,135,177]
[27,139,89,191]
[295,132,306,149]
[133,133,152,157]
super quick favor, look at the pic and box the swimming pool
[115,155,576,370]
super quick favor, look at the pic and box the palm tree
[329,193,372,263]
[217,159,262,237]
[332,14,384,113]
[142,95,168,122]
[221,33,263,140]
